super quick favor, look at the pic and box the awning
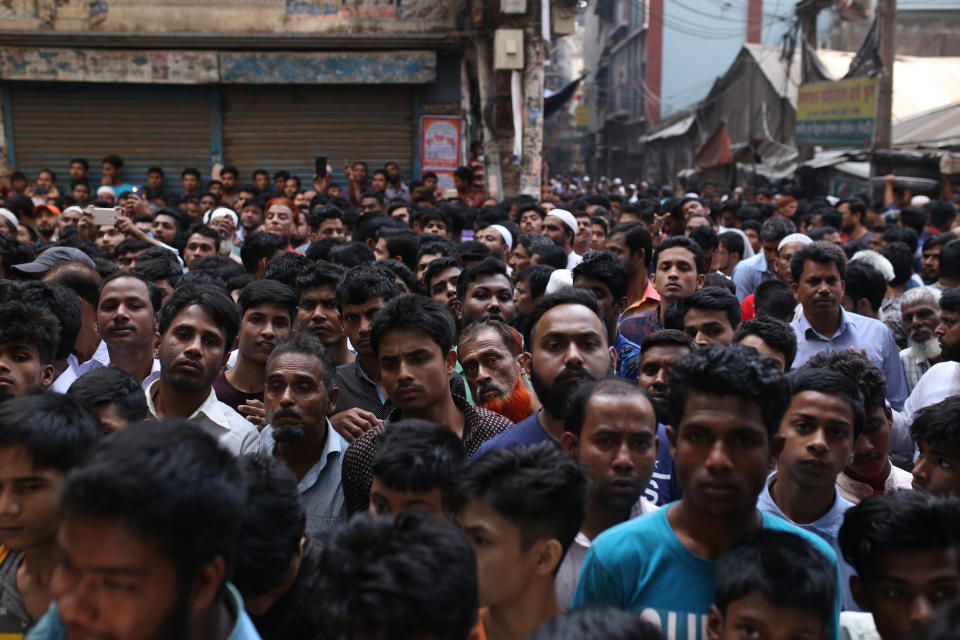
[639,115,695,144]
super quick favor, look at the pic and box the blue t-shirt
[572,505,840,640]
[644,423,682,506]
[471,411,554,461]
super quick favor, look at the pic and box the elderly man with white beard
[899,286,943,393]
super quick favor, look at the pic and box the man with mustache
[472,287,615,460]
[96,271,162,387]
[261,332,347,537]
[295,262,354,366]
[898,286,943,392]
[903,287,960,421]
[789,241,908,411]
[456,257,516,326]
[458,320,540,423]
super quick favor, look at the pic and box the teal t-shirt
[571,503,841,640]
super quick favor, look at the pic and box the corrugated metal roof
[893,100,960,147]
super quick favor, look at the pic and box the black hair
[101,154,123,170]
[266,332,337,391]
[733,316,798,370]
[911,395,960,448]
[940,238,960,281]
[421,256,463,294]
[177,269,227,291]
[564,377,653,438]
[192,254,245,283]
[219,166,238,179]
[67,365,148,426]
[43,261,102,308]
[790,241,847,283]
[233,454,305,598]
[653,236,706,274]
[804,349,886,414]
[715,530,835,625]
[689,224,719,252]
[617,222,652,264]
[337,264,403,308]
[675,286,741,330]
[71,157,90,171]
[879,241,914,286]
[237,279,297,324]
[941,287,960,314]
[717,231,745,258]
[759,216,797,244]
[930,201,957,232]
[131,257,182,290]
[0,393,101,471]
[371,294,456,355]
[881,226,919,254]
[448,442,587,555]
[898,207,928,235]
[373,419,466,493]
[185,224,221,252]
[754,279,796,322]
[572,251,629,301]
[375,259,418,294]
[669,344,790,438]
[17,281,80,362]
[843,261,888,315]
[158,283,240,354]
[306,205,343,232]
[100,270,163,315]
[60,419,245,590]
[640,328,697,353]
[305,238,344,263]
[526,608,664,640]
[523,287,606,348]
[330,241,375,267]
[181,167,201,180]
[262,252,312,289]
[787,367,865,438]
[316,511,477,640]
[839,490,960,580]
[240,232,287,274]
[457,240,492,263]
[517,264,556,300]
[418,238,457,261]
[296,261,345,295]
[528,242,567,269]
[0,234,35,274]
[455,256,511,301]
[114,237,153,258]
[377,229,419,268]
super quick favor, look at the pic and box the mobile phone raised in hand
[315,155,328,178]
[90,207,120,226]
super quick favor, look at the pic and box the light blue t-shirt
[572,504,841,640]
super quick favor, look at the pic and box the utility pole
[872,0,896,177]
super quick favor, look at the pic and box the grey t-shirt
[0,549,28,638]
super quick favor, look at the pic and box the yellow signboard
[796,77,877,147]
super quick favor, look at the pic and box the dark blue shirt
[471,411,553,461]
[645,424,682,506]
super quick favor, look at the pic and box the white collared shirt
[145,380,262,456]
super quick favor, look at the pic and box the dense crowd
[0,155,959,640]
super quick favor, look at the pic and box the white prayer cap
[545,269,573,295]
[778,233,813,251]
[96,185,116,197]
[546,209,578,234]
[0,208,18,231]
[488,224,513,250]
[204,207,238,227]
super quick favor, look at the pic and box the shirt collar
[146,380,221,424]
[261,418,347,487]
[795,305,856,340]
[623,280,661,313]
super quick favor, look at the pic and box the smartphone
[90,207,119,226]
[315,155,327,178]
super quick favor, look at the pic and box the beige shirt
[836,463,913,505]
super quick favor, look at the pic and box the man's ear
[533,539,564,577]
[189,555,226,612]
[706,604,724,640]
[326,386,340,416]
[517,352,532,376]
[613,296,627,318]
[560,432,579,455]
[446,349,458,376]
[791,282,799,297]
[696,273,705,290]
[39,364,55,389]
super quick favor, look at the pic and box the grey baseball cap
[13,246,96,274]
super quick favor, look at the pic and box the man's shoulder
[475,412,540,448]
[733,252,764,273]
[761,512,838,563]
[468,404,516,432]
[344,423,387,463]
[591,508,666,557]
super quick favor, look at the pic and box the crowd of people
[0,155,960,640]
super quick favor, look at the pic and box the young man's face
[459,327,521,406]
[53,515,212,640]
[264,352,337,440]
[95,225,125,254]
[341,297,386,358]
[793,261,845,321]
[297,285,344,348]
[562,392,658,513]
[936,309,960,361]
[240,205,263,232]
[654,247,703,304]
[70,162,87,180]
[181,173,199,193]
[847,405,892,482]
[461,274,515,325]
[422,219,449,238]
[0,341,54,396]
[220,172,237,191]
[152,215,179,244]
[638,345,692,422]
[378,329,456,413]
[604,231,628,260]
[707,592,827,640]
[369,478,443,517]
[683,308,735,347]
[0,445,63,551]
[518,210,543,234]
[507,245,530,274]
[158,305,228,392]
[316,218,345,241]
[183,233,217,269]
[735,334,786,371]
[72,183,90,203]
[775,391,855,489]
[912,440,960,495]
[428,267,462,315]
[854,547,960,640]
[541,217,570,249]
[776,242,805,282]
[253,173,270,192]
[921,244,943,281]
[238,303,291,366]
[391,206,410,224]
[476,228,506,260]
[513,277,537,317]
[97,276,157,349]
[572,275,621,336]
[670,392,771,519]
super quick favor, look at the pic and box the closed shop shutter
[7,82,212,185]
[221,85,414,186]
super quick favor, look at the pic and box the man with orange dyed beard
[458,320,540,424]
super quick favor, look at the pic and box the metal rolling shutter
[7,83,212,185]
[221,85,414,186]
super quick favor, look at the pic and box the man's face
[316,218,345,241]
[282,179,299,200]
[35,208,60,237]
[422,219,448,238]
[529,304,613,419]
[670,392,771,519]
[183,233,217,268]
[152,215,179,244]
[297,286,344,347]
[417,253,440,279]
[461,274,515,325]
[507,245,530,274]
[761,240,779,273]
[0,445,63,551]
[855,548,960,640]
[220,172,237,191]
[912,440,960,495]
[682,200,705,217]
[265,352,335,441]
[424,176,438,190]
[71,183,90,203]
[378,329,455,413]
[101,162,117,182]
[793,260,844,321]
[97,276,156,349]
[684,216,710,236]
[199,194,217,212]
[902,300,940,345]
[239,205,263,232]
[385,164,401,182]
[574,215,591,251]
[590,224,607,251]
[52,515,199,640]
[513,277,537,317]
[745,229,760,253]
[238,303,291,367]
[264,204,294,240]
[181,174,199,193]
[253,173,270,192]
[720,209,738,229]
[654,247,702,303]
[69,162,87,180]
[604,231,628,260]
[518,210,543,234]
[775,242,805,282]
[352,163,368,183]
[391,206,410,224]
[936,309,960,361]
[371,174,388,192]
[61,208,82,229]
[638,345,691,423]
[848,405,892,481]
[369,478,443,517]
[542,217,569,249]
[735,334,786,371]
[459,327,521,405]
[373,237,391,262]
[427,266,461,315]
[341,297,386,357]
[146,172,163,190]
[158,305,228,392]
[476,228,506,259]
[711,243,733,274]
[921,244,943,281]
[573,275,621,336]
[563,393,658,514]
[775,391,854,489]
[95,225,125,254]
[0,341,52,397]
